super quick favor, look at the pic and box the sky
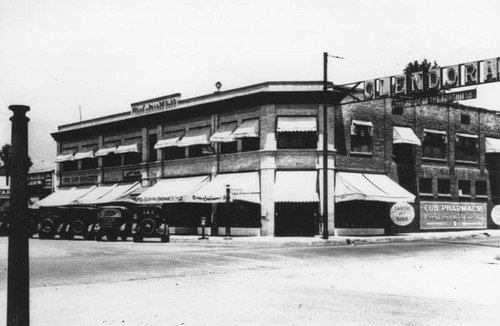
[1,0,500,128]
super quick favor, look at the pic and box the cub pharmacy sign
[420,201,487,229]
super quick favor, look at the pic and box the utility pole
[322,53,329,240]
[7,105,30,326]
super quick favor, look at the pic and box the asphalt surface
[1,236,500,325]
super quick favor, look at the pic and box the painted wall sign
[390,202,415,226]
[28,171,53,189]
[344,57,500,103]
[392,89,477,109]
[131,93,180,116]
[420,201,487,229]
[491,205,500,226]
[62,174,98,186]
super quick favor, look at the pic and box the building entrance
[275,203,318,237]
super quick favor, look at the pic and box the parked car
[37,208,63,239]
[132,205,170,243]
[0,208,42,237]
[57,207,98,240]
[95,206,133,241]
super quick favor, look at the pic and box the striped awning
[210,122,238,143]
[277,116,317,133]
[54,153,75,163]
[95,147,117,157]
[73,150,95,160]
[116,143,140,154]
[393,126,421,146]
[232,119,259,138]
[274,171,319,203]
[335,172,415,203]
[94,182,141,204]
[176,127,211,147]
[37,186,96,207]
[155,130,185,149]
[137,176,209,204]
[188,172,260,204]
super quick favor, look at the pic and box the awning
[486,137,500,153]
[423,128,446,135]
[154,131,185,149]
[176,127,211,147]
[137,176,209,204]
[274,171,319,203]
[116,143,140,154]
[456,133,478,139]
[73,150,95,160]
[95,147,117,157]
[94,182,141,204]
[393,126,421,146]
[277,116,317,133]
[335,172,415,203]
[37,186,96,207]
[74,184,118,205]
[54,153,74,163]
[188,172,260,203]
[210,122,237,142]
[232,119,259,138]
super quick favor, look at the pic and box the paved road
[1,236,500,325]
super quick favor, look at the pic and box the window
[419,178,432,194]
[163,147,185,160]
[350,120,373,153]
[276,116,317,150]
[455,134,478,162]
[123,152,142,165]
[188,145,212,158]
[148,134,157,162]
[103,153,121,167]
[460,114,470,125]
[277,132,317,149]
[242,137,260,152]
[476,180,487,197]
[220,142,237,154]
[458,180,471,196]
[81,158,98,170]
[422,129,447,159]
[61,161,78,172]
[437,179,451,195]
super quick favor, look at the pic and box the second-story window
[74,149,97,170]
[350,120,373,153]
[148,134,157,162]
[422,129,447,160]
[210,122,238,154]
[55,150,77,172]
[277,116,317,149]
[176,127,212,158]
[155,130,185,161]
[455,133,478,162]
[233,119,260,152]
[117,142,141,165]
[103,153,121,167]
[61,161,78,172]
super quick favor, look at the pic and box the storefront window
[422,130,447,159]
[455,134,478,162]
[350,120,373,153]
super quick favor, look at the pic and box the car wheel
[71,219,85,235]
[39,219,55,239]
[95,234,103,241]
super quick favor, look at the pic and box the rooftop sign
[343,57,499,102]
[131,93,180,116]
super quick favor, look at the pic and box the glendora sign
[358,57,500,101]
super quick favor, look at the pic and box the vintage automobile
[37,207,63,239]
[57,207,98,240]
[132,205,170,243]
[0,208,40,237]
[95,206,133,241]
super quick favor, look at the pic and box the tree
[0,143,33,185]
[403,58,442,96]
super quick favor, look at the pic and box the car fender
[57,224,65,233]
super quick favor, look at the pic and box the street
[1,236,500,325]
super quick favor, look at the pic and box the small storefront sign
[491,205,500,226]
[390,202,415,226]
[420,201,487,229]
[62,174,98,186]
[28,171,53,189]
[0,189,9,198]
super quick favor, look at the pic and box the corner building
[49,82,500,237]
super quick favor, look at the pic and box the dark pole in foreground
[7,105,30,326]
[322,53,329,240]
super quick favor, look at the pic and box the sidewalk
[168,229,500,247]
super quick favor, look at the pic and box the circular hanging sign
[491,205,500,226]
[390,202,415,226]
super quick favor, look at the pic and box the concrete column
[261,105,276,150]
[260,155,276,236]
[97,135,103,184]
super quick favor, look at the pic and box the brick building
[44,81,500,237]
